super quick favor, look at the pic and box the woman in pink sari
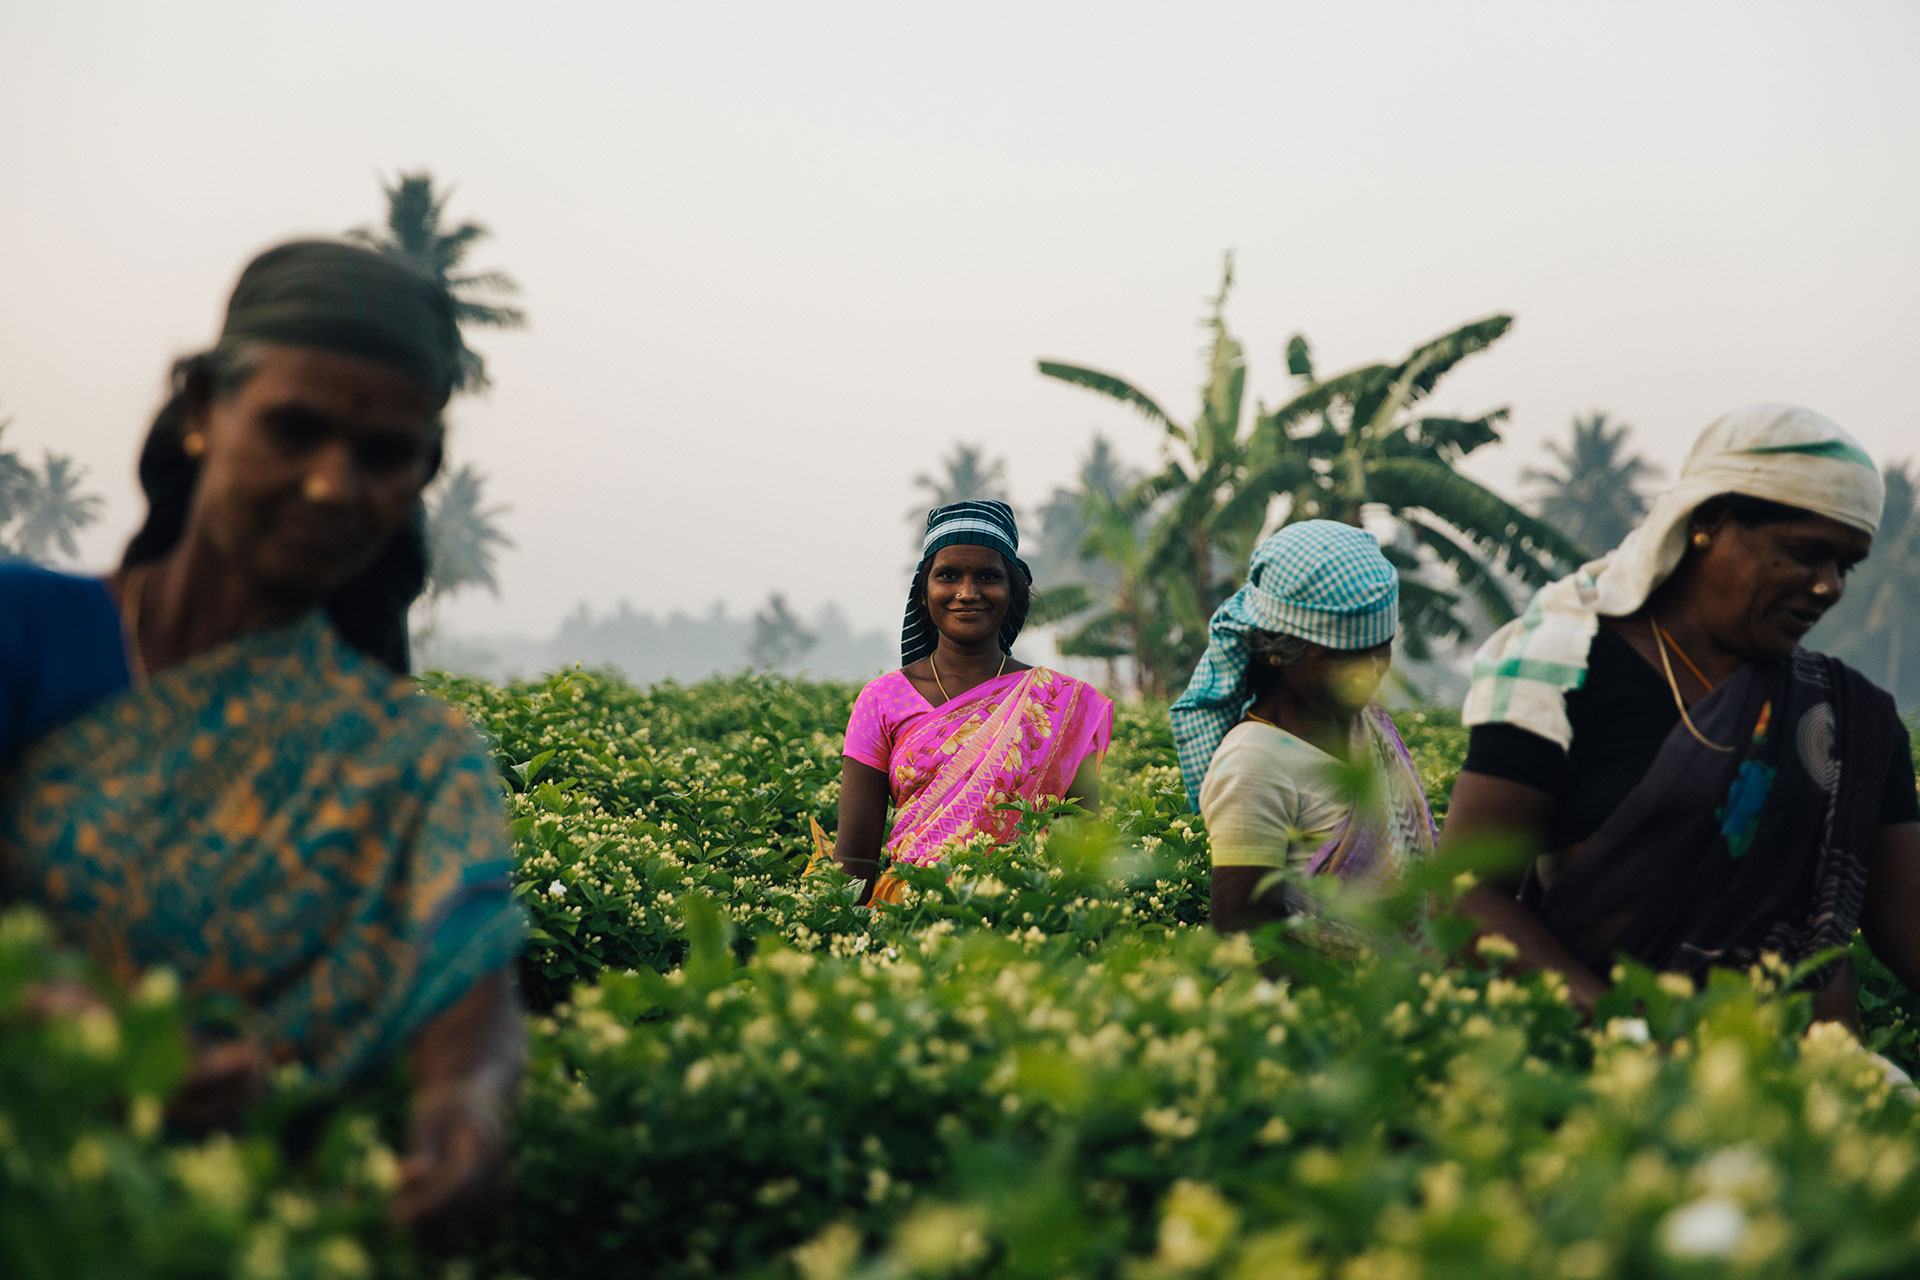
[833,501,1113,905]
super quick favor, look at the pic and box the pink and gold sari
[838,667,1111,904]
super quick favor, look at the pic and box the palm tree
[1821,462,1920,705]
[349,172,525,393]
[1028,434,1139,590]
[906,443,1011,546]
[1521,412,1664,560]
[910,442,1010,510]
[9,452,104,563]
[424,464,513,603]
[0,413,37,552]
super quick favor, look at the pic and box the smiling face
[1684,509,1871,659]
[921,544,1016,650]
[182,344,443,604]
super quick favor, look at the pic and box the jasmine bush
[10,670,1919,1279]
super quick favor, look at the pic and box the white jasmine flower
[1659,1196,1747,1258]
[547,880,567,899]
[1606,1017,1652,1044]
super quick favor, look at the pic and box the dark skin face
[1653,511,1871,671]
[923,544,1015,654]
[183,344,443,606]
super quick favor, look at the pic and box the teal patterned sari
[0,614,523,1083]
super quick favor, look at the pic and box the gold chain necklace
[1244,711,1280,729]
[1651,621,1736,754]
[930,651,1007,703]
[1651,620,1715,691]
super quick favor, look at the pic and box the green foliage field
[8,669,1920,1279]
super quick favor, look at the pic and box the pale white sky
[3,0,1916,641]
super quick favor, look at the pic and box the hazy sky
[4,1,1916,641]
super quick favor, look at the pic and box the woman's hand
[1441,771,1610,1015]
[392,1077,509,1237]
[834,758,891,903]
[166,1037,273,1135]
[396,968,524,1240]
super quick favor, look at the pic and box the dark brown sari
[1538,649,1901,981]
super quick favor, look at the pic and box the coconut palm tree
[349,171,525,393]
[1028,434,1138,591]
[9,452,104,563]
[909,442,1010,512]
[0,413,37,552]
[1521,412,1664,560]
[424,464,513,603]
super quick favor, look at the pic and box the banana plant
[1254,316,1587,656]
[1038,257,1309,691]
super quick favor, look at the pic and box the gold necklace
[1244,711,1280,729]
[1651,620,1715,691]
[1651,621,1736,754]
[930,651,1007,703]
[119,563,152,684]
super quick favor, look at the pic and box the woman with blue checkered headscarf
[1172,521,1435,934]
[821,501,1115,905]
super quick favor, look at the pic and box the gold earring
[1691,531,1710,549]
[303,474,335,502]
[182,432,205,458]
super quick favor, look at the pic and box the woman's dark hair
[1691,492,1818,533]
[123,346,437,674]
[1244,628,1314,699]
[912,550,1032,645]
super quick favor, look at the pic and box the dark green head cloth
[220,240,461,405]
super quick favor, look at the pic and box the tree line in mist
[6,180,1916,708]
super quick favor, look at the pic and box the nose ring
[1811,581,1833,597]
[303,474,335,502]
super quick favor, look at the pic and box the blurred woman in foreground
[0,240,525,1233]
[830,501,1113,904]
[1173,521,1435,935]
[1446,405,1920,1021]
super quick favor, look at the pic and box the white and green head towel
[1463,403,1885,748]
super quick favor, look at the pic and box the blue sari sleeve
[0,564,131,763]
[399,725,526,1033]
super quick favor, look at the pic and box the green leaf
[1029,582,1097,626]
[509,748,559,790]
[1036,361,1180,437]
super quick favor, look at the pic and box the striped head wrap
[1464,403,1885,748]
[1170,520,1400,810]
[900,500,1033,667]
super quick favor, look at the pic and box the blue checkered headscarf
[901,500,1033,666]
[1170,521,1399,810]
